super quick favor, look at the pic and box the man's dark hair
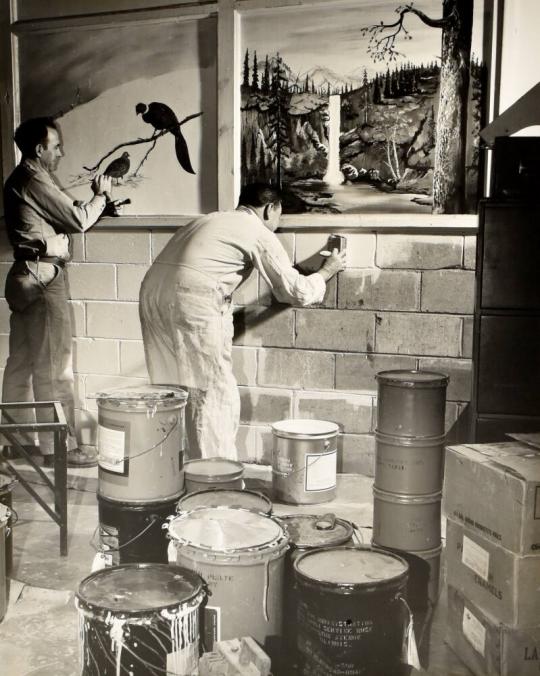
[238,183,282,208]
[14,117,58,157]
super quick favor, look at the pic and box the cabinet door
[475,416,540,442]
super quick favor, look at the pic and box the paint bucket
[376,370,449,438]
[76,563,205,676]
[97,492,182,565]
[166,506,289,660]
[294,546,410,676]
[375,431,445,494]
[177,488,272,515]
[271,419,339,505]
[0,473,16,576]
[385,544,442,611]
[372,487,442,551]
[183,458,244,493]
[96,385,187,503]
[0,504,10,622]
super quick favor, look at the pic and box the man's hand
[102,199,129,218]
[91,174,112,197]
[319,248,347,281]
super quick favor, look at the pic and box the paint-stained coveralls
[139,208,326,460]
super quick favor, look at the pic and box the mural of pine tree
[243,49,250,87]
[267,53,291,188]
[262,55,270,94]
[252,50,259,90]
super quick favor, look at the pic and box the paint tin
[0,504,10,622]
[375,431,445,494]
[177,488,272,515]
[97,492,182,565]
[386,544,442,611]
[97,385,187,503]
[294,546,409,676]
[376,370,449,438]
[183,458,244,493]
[271,419,339,505]
[76,563,205,676]
[166,506,289,660]
[372,487,442,551]
[0,473,16,576]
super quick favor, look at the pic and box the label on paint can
[99,525,120,565]
[97,424,126,474]
[168,541,177,563]
[305,450,337,491]
[91,551,112,572]
[462,606,486,656]
[203,606,221,647]
[462,535,490,581]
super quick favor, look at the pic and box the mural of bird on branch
[135,101,196,174]
[104,151,130,183]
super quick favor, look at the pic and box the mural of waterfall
[323,95,343,185]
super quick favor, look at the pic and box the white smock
[139,208,326,460]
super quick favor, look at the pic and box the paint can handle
[315,513,336,530]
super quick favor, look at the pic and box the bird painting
[135,102,195,175]
[104,152,130,183]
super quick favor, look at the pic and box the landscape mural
[241,0,487,214]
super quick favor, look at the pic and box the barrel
[0,473,16,576]
[376,370,449,438]
[76,563,205,675]
[372,487,442,551]
[177,488,272,515]
[96,385,187,503]
[271,419,339,505]
[375,432,445,494]
[166,506,289,661]
[97,493,182,565]
[294,546,410,676]
[386,544,442,611]
[0,504,10,622]
[183,458,244,493]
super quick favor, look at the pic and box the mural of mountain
[300,66,363,92]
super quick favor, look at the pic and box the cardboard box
[447,585,540,676]
[446,518,540,627]
[445,442,540,555]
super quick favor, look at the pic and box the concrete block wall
[0,227,476,474]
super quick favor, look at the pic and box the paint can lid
[184,458,244,482]
[272,419,339,439]
[76,563,203,613]
[94,385,188,410]
[0,503,11,525]
[177,488,271,514]
[376,370,449,388]
[280,514,353,549]
[168,506,285,551]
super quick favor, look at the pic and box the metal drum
[177,488,272,515]
[271,419,339,505]
[294,546,410,676]
[76,563,205,675]
[96,385,187,503]
[0,473,16,576]
[376,370,449,438]
[0,504,10,622]
[166,506,289,661]
[386,544,443,611]
[183,458,244,493]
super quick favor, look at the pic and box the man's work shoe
[67,448,98,468]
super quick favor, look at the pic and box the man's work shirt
[154,209,326,306]
[3,158,106,261]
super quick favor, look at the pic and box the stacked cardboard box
[444,441,540,676]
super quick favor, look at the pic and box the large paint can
[372,487,442,551]
[177,488,272,515]
[375,431,445,494]
[0,472,16,576]
[166,506,289,660]
[271,419,339,505]
[376,370,449,438]
[76,563,205,675]
[183,458,244,493]
[0,504,10,622]
[294,546,410,676]
[97,492,182,565]
[97,385,187,503]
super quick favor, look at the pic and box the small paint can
[177,488,272,515]
[0,504,10,622]
[0,472,16,576]
[376,370,449,438]
[372,487,442,551]
[271,419,339,505]
[294,546,410,676]
[166,506,289,661]
[97,385,187,503]
[183,457,244,493]
[76,563,205,676]
[375,431,445,494]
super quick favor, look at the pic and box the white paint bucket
[183,458,244,493]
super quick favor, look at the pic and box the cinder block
[339,434,376,476]
[295,309,375,352]
[73,338,120,375]
[375,312,462,357]
[233,306,294,348]
[120,340,149,378]
[86,231,150,264]
[69,301,86,337]
[295,390,374,434]
[71,233,85,262]
[258,348,334,390]
[0,334,9,364]
[239,386,293,424]
[296,233,376,269]
[151,232,174,260]
[233,270,259,306]
[87,301,142,339]
[338,269,420,311]
[276,232,294,259]
[421,270,475,313]
[445,401,460,434]
[461,316,473,358]
[118,265,149,301]
[417,357,472,401]
[0,300,10,333]
[376,234,463,269]
[463,235,477,270]
[67,264,116,300]
[232,346,258,386]
[335,353,417,392]
[84,374,148,411]
[236,424,273,464]
[0,263,11,293]
[75,408,98,446]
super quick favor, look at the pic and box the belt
[16,256,66,268]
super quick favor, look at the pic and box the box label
[462,606,486,656]
[305,450,337,492]
[462,535,490,581]
[98,424,126,474]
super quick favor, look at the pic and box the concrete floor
[0,460,474,676]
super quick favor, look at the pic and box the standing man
[2,117,118,467]
[139,182,346,460]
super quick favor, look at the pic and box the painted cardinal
[104,152,130,183]
[135,102,195,174]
